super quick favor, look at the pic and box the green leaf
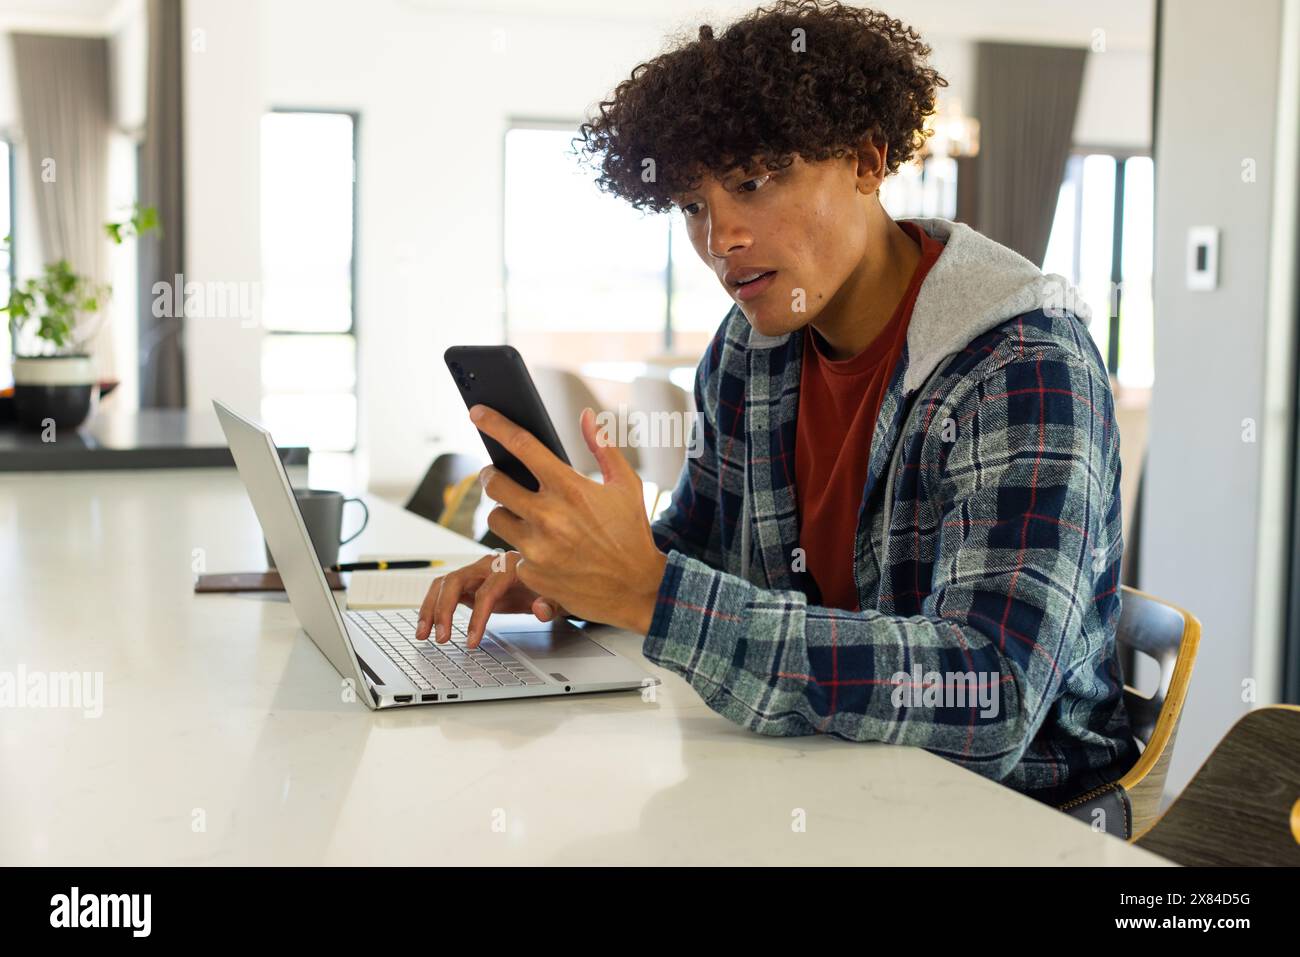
[135,204,160,233]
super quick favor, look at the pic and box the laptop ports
[394,694,413,703]
[421,694,438,702]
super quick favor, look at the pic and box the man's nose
[706,204,752,259]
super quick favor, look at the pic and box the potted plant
[3,204,159,432]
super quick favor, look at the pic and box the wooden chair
[436,473,483,539]
[1134,705,1300,865]
[404,453,482,524]
[1058,585,1201,839]
[406,452,509,546]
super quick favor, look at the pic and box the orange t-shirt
[794,221,944,610]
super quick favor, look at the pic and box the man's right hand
[414,551,564,648]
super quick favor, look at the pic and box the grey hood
[898,217,1091,393]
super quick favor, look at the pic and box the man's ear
[854,134,890,195]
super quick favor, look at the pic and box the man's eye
[681,202,701,216]
[737,174,771,193]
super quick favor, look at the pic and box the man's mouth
[731,270,777,301]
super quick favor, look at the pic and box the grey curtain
[10,33,112,370]
[138,0,186,408]
[974,42,1088,265]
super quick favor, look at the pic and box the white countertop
[0,468,1169,865]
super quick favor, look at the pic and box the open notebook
[345,553,484,610]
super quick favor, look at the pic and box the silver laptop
[214,400,658,710]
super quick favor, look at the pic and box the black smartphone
[444,345,571,492]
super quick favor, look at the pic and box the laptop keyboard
[347,608,547,692]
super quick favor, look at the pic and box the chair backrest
[531,367,605,477]
[437,473,483,538]
[629,375,693,494]
[534,366,648,477]
[1113,585,1202,835]
[1134,705,1300,865]
[405,452,482,524]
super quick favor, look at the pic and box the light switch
[1187,226,1219,291]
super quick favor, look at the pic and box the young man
[416,0,1138,809]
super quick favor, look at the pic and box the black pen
[330,559,445,572]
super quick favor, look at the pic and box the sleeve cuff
[642,549,752,697]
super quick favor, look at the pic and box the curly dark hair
[574,0,946,213]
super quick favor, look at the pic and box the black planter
[11,355,99,432]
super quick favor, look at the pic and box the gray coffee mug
[266,488,369,570]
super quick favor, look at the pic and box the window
[259,110,358,451]
[1,139,13,386]
[879,155,959,220]
[1042,151,1154,388]
[503,124,731,377]
[666,198,740,360]
[107,133,140,409]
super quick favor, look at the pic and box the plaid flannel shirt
[645,222,1139,807]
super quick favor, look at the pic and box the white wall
[107,2,145,408]
[181,0,1151,490]
[1074,48,1152,149]
[108,1,145,132]
[182,0,264,421]
[0,32,17,131]
[1141,0,1295,797]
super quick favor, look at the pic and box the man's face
[672,151,874,337]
